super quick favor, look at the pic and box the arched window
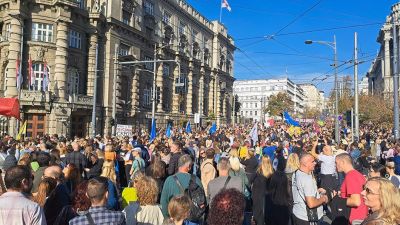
[32,63,50,91]
[67,68,79,96]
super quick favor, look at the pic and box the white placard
[116,124,133,137]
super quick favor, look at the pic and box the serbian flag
[16,58,22,91]
[221,0,231,11]
[0,98,20,120]
[28,56,34,88]
[42,60,49,92]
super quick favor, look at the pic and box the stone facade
[0,0,235,137]
[298,83,325,111]
[367,2,399,97]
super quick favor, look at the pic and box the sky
[185,0,399,95]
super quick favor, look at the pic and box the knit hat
[3,154,17,170]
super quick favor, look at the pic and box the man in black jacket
[168,141,183,175]
[65,142,87,174]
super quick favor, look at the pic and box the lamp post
[305,35,339,144]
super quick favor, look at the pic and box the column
[87,33,98,96]
[216,79,221,118]
[54,20,69,100]
[198,70,204,115]
[156,63,164,112]
[131,69,140,112]
[186,61,193,114]
[172,56,180,113]
[208,76,214,114]
[6,17,23,136]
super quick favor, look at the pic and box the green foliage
[264,92,294,116]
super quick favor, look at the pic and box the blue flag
[283,111,300,127]
[209,122,217,135]
[186,121,192,133]
[166,123,172,138]
[150,118,156,142]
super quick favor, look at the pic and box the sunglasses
[363,185,379,195]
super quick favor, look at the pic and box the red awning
[0,98,20,120]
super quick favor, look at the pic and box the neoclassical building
[0,0,235,137]
[367,2,398,97]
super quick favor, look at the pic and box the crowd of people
[0,121,399,225]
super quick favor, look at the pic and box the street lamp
[305,35,339,144]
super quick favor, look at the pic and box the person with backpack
[160,154,205,223]
[130,147,145,180]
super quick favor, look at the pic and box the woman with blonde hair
[360,177,400,225]
[285,153,300,180]
[252,155,274,225]
[162,195,191,225]
[123,175,164,225]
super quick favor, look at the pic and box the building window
[69,30,81,49]
[245,111,248,115]
[144,0,154,16]
[143,88,151,106]
[32,63,50,91]
[32,23,53,42]
[77,0,85,9]
[178,21,186,36]
[255,111,257,116]
[162,64,170,77]
[122,10,131,25]
[255,103,258,108]
[67,68,79,97]
[119,44,130,56]
[3,23,11,41]
[250,111,253,116]
[144,56,153,71]
[162,10,172,25]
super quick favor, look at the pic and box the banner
[0,98,20,120]
[116,124,133,137]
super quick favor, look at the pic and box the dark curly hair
[72,180,91,212]
[207,188,245,225]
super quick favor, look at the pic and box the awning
[0,98,20,120]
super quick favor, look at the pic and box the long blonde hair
[286,153,300,172]
[257,156,274,178]
[101,160,116,184]
[369,177,400,224]
[33,177,57,207]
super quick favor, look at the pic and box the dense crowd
[0,122,399,225]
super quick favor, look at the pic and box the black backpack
[173,174,206,222]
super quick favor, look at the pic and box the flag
[249,122,258,144]
[221,0,231,11]
[0,98,20,120]
[28,56,34,88]
[185,121,192,133]
[149,118,156,143]
[283,111,300,127]
[42,60,49,92]
[166,123,172,138]
[209,122,217,135]
[16,121,27,141]
[16,58,22,91]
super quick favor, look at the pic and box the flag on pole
[42,60,49,92]
[221,0,231,11]
[28,56,34,89]
[166,123,172,138]
[209,122,217,135]
[249,122,258,144]
[16,58,22,91]
[150,118,156,143]
[185,121,192,133]
[16,121,27,141]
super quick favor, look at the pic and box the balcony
[68,94,93,107]
[20,90,50,106]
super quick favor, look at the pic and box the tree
[303,106,321,119]
[264,92,293,116]
[328,75,353,113]
[358,94,393,126]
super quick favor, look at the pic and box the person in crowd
[360,177,400,225]
[146,153,167,197]
[241,148,258,185]
[285,153,300,182]
[162,195,191,225]
[262,141,277,163]
[50,149,64,168]
[69,177,125,225]
[385,161,400,187]
[160,154,202,217]
[238,140,251,160]
[63,163,81,194]
[53,181,91,225]
[369,162,386,178]
[123,144,134,185]
[130,147,145,179]
[33,177,57,207]
[167,141,183,175]
[335,153,368,224]
[207,188,245,225]
[0,165,46,225]
[104,144,117,162]
[200,148,216,196]
[160,146,171,166]
[252,155,274,225]
[229,156,249,191]
[208,157,243,204]
[292,153,328,225]
[273,145,286,172]
[265,171,292,225]
[311,139,338,191]
[65,142,87,175]
[84,152,103,179]
[123,175,164,225]
[32,152,51,193]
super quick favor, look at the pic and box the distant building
[359,77,369,95]
[298,83,326,111]
[233,78,305,122]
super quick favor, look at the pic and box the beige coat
[201,159,216,196]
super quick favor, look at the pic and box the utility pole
[351,107,354,143]
[393,15,399,140]
[354,32,359,139]
[152,43,157,121]
[112,44,118,136]
[333,35,340,144]
[91,44,98,138]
